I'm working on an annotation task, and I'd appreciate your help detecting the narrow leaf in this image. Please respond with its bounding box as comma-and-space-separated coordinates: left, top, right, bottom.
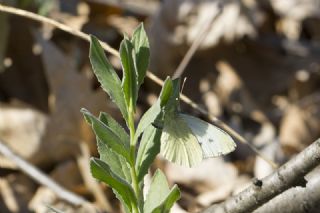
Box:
81, 109, 130, 162
90, 158, 137, 211
120, 38, 137, 110
131, 23, 150, 87
97, 139, 131, 183
159, 77, 173, 108
135, 126, 162, 182
151, 185, 180, 213
163, 78, 181, 114
99, 112, 130, 149
144, 169, 181, 213
134, 100, 161, 143
114, 191, 131, 213
89, 36, 128, 122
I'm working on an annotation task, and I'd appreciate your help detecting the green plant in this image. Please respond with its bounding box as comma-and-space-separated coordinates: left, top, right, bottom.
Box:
81, 24, 180, 213
82, 23, 236, 213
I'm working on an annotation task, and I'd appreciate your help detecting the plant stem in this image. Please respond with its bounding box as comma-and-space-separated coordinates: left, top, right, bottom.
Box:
128, 103, 141, 212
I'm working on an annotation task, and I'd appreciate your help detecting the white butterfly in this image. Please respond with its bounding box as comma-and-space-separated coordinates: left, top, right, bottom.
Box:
160, 113, 236, 167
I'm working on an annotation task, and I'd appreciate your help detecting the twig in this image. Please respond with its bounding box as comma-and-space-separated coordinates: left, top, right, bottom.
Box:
0, 178, 19, 212
86, 0, 157, 16
0, 3, 277, 168
202, 139, 320, 213
0, 4, 118, 57
0, 140, 88, 206
253, 174, 320, 213
172, 4, 222, 78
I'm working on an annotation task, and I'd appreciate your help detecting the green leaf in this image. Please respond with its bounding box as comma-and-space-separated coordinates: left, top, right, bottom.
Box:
134, 100, 161, 143
159, 77, 173, 108
81, 109, 130, 162
151, 185, 180, 213
134, 78, 173, 142
114, 191, 131, 213
99, 112, 129, 149
135, 126, 162, 182
120, 38, 137, 110
97, 139, 131, 183
90, 158, 137, 211
37, 0, 55, 15
163, 78, 181, 114
89, 36, 128, 122
131, 23, 150, 87
144, 169, 181, 213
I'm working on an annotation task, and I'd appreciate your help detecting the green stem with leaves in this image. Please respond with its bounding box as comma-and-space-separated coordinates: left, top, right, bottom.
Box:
85, 24, 181, 213
128, 104, 141, 213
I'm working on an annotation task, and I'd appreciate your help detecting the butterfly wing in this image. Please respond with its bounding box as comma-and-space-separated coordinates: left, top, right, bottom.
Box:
160, 115, 203, 167
181, 114, 236, 158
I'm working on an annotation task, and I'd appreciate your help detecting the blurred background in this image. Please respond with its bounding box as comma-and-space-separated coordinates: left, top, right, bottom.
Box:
0, 0, 320, 212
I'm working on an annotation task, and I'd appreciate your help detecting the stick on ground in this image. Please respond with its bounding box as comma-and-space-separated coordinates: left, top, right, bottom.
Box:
0, 141, 88, 206
202, 139, 320, 213
254, 174, 320, 213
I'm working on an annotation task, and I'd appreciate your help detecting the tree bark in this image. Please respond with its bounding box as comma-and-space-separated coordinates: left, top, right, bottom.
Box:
253, 172, 320, 213
203, 139, 320, 213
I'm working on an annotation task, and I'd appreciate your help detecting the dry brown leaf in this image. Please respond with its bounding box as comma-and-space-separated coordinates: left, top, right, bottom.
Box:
165, 158, 238, 195
271, 0, 320, 40
153, 0, 259, 49
50, 160, 84, 194
0, 103, 47, 168
279, 104, 320, 155
149, 0, 262, 77
0, 174, 37, 213
31, 33, 119, 166
0, 31, 120, 168
271, 0, 320, 20
0, 17, 49, 111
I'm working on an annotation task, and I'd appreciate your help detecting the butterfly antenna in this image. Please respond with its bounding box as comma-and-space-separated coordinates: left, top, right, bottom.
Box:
180, 77, 187, 94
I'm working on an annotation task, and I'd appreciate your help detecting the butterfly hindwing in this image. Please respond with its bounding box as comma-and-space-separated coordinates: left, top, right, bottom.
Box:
180, 114, 236, 158
160, 114, 203, 167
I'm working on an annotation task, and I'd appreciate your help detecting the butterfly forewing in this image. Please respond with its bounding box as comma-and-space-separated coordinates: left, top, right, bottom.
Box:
160, 115, 203, 167
181, 114, 236, 158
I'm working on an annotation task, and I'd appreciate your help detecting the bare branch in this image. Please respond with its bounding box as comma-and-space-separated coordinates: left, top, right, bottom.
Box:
202, 139, 320, 213
0, 4, 118, 57
253, 172, 320, 213
86, 0, 157, 16
0, 3, 277, 168
0, 141, 89, 206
